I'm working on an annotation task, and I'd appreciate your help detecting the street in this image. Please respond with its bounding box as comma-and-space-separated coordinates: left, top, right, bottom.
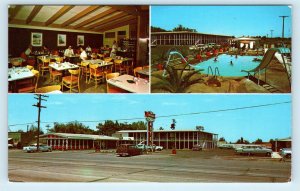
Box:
8, 149, 291, 182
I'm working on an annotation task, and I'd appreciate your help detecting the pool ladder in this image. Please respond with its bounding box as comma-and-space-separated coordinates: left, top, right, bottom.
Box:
207, 66, 220, 78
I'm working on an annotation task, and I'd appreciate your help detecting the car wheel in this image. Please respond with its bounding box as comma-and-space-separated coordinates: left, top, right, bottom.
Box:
48, 149, 52, 152
286, 154, 291, 159
266, 152, 271, 157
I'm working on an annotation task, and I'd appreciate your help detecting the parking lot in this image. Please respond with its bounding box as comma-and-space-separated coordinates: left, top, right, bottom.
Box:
8, 149, 291, 182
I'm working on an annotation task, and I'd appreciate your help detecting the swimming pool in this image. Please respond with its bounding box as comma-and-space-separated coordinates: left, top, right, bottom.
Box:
193, 54, 262, 77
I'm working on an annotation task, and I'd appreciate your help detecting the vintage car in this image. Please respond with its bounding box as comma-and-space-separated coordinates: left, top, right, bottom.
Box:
23, 143, 52, 153
116, 144, 143, 157
192, 144, 203, 151
218, 144, 234, 149
235, 145, 272, 157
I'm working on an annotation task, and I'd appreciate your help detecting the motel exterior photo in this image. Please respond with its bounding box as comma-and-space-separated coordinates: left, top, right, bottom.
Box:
38, 129, 218, 151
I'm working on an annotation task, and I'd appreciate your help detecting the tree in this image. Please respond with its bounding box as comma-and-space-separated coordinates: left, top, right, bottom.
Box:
159, 127, 164, 130
172, 24, 197, 32
196, 126, 204, 131
253, 138, 263, 144
49, 121, 95, 134
219, 137, 226, 142
236, 137, 249, 144
151, 65, 204, 93
151, 26, 168, 32
96, 120, 147, 136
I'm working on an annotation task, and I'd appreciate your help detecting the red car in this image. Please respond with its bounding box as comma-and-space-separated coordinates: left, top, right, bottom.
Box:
116, 144, 143, 157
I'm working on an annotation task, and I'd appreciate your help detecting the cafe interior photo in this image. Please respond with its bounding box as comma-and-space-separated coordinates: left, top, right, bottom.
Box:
8, 5, 149, 93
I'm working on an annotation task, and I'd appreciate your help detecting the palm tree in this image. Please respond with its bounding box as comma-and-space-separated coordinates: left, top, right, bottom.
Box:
152, 65, 204, 93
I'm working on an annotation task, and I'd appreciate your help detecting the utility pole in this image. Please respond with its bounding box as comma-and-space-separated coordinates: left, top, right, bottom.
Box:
279, 16, 289, 38
270, 30, 274, 38
32, 94, 48, 152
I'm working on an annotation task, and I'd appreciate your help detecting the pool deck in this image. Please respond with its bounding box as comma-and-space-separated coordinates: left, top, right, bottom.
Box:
151, 59, 291, 93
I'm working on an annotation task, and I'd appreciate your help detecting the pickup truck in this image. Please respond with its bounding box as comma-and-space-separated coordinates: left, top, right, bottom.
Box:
23, 143, 52, 153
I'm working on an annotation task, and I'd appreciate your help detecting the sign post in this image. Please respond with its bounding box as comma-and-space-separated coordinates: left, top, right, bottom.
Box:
145, 111, 155, 147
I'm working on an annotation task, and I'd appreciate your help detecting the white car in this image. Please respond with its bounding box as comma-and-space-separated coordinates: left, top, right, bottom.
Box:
153, 144, 163, 151
23, 144, 52, 153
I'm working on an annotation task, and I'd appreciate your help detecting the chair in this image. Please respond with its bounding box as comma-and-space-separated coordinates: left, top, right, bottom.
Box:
241, 48, 277, 85
55, 57, 64, 63
80, 61, 90, 83
49, 65, 62, 83
62, 69, 81, 93
39, 58, 50, 76
11, 60, 22, 67
114, 59, 127, 74
105, 72, 126, 93
35, 85, 61, 93
17, 70, 39, 93
89, 64, 104, 87
97, 54, 104, 59
133, 67, 143, 77
26, 65, 34, 70
104, 57, 112, 62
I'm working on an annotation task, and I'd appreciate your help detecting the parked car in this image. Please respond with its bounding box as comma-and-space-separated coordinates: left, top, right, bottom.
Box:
23, 143, 52, 153
153, 144, 163, 151
280, 148, 291, 159
218, 144, 234, 149
116, 144, 143, 157
235, 145, 272, 157
136, 144, 156, 151
192, 144, 202, 151
8, 144, 14, 149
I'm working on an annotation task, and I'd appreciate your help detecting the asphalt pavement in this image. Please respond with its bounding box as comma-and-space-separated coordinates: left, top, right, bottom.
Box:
8, 149, 291, 182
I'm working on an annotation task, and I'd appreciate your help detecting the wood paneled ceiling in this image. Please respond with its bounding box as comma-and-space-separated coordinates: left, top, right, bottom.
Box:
8, 5, 149, 33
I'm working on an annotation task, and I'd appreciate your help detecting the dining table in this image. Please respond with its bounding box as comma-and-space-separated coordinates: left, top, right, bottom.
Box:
49, 62, 79, 71
8, 67, 34, 82
136, 68, 150, 76
107, 74, 150, 93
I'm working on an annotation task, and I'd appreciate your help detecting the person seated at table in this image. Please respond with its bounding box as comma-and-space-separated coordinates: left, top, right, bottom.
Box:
86, 45, 92, 53
79, 46, 87, 61
25, 45, 32, 56
41, 45, 50, 54
64, 46, 74, 57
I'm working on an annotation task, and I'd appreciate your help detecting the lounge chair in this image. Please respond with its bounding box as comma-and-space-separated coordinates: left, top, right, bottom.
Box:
274, 47, 291, 85
241, 48, 277, 86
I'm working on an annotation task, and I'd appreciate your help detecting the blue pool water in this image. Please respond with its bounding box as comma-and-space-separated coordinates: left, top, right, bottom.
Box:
193, 54, 262, 77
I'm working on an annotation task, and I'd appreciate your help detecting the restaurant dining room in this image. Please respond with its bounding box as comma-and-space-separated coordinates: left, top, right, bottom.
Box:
8, 5, 150, 93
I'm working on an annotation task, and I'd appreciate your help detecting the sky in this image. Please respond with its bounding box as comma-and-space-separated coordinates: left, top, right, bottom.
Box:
8, 94, 291, 143
151, 6, 292, 38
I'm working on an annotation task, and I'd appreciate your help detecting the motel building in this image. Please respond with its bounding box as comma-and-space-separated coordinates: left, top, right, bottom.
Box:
115, 130, 218, 150
39, 129, 218, 150
151, 31, 233, 46
39, 133, 120, 150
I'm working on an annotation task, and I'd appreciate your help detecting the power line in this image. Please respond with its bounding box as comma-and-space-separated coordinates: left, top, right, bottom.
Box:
8, 101, 291, 127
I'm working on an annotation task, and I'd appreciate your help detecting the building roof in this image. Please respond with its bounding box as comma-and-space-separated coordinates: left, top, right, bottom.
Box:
151, 31, 233, 37
116, 129, 217, 135
233, 37, 260, 41
276, 137, 291, 142
40, 133, 119, 141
